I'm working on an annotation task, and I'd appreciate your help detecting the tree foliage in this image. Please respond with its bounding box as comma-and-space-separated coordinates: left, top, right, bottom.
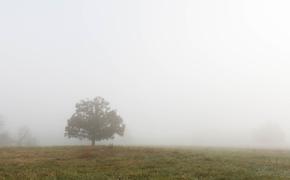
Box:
65, 97, 125, 145
0, 117, 12, 146
17, 126, 37, 146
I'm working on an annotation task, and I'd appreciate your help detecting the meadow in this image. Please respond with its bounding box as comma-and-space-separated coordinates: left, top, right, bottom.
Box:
0, 145, 290, 179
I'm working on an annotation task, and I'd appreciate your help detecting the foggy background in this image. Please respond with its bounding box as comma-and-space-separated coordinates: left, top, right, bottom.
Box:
1, 0, 290, 148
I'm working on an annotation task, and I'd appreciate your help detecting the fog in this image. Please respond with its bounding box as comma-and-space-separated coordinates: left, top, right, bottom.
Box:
1, 0, 290, 148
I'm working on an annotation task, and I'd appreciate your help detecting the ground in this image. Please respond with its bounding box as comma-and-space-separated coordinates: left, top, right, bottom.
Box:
0, 145, 290, 179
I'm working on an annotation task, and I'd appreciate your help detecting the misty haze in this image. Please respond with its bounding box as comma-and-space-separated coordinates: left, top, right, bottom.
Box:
1, 0, 290, 179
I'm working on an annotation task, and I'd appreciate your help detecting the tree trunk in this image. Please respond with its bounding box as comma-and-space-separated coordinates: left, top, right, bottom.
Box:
91, 139, 95, 146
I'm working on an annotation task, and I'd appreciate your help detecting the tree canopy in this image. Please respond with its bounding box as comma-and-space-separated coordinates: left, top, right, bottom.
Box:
0, 117, 12, 146
65, 97, 125, 145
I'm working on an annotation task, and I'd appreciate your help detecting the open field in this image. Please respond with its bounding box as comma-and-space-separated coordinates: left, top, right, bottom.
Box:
0, 146, 290, 179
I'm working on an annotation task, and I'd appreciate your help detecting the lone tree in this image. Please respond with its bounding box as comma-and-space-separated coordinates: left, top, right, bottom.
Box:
65, 97, 125, 146
0, 117, 13, 146
17, 126, 37, 146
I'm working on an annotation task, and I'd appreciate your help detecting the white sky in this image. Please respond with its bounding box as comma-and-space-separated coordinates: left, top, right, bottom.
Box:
1, 0, 290, 146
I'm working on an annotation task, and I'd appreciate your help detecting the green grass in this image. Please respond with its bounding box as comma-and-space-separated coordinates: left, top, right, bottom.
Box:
0, 145, 290, 179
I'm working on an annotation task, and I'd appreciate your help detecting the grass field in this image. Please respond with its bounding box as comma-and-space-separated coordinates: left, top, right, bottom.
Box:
0, 146, 290, 179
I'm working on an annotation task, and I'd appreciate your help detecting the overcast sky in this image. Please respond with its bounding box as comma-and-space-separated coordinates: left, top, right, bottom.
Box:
1, 0, 290, 147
